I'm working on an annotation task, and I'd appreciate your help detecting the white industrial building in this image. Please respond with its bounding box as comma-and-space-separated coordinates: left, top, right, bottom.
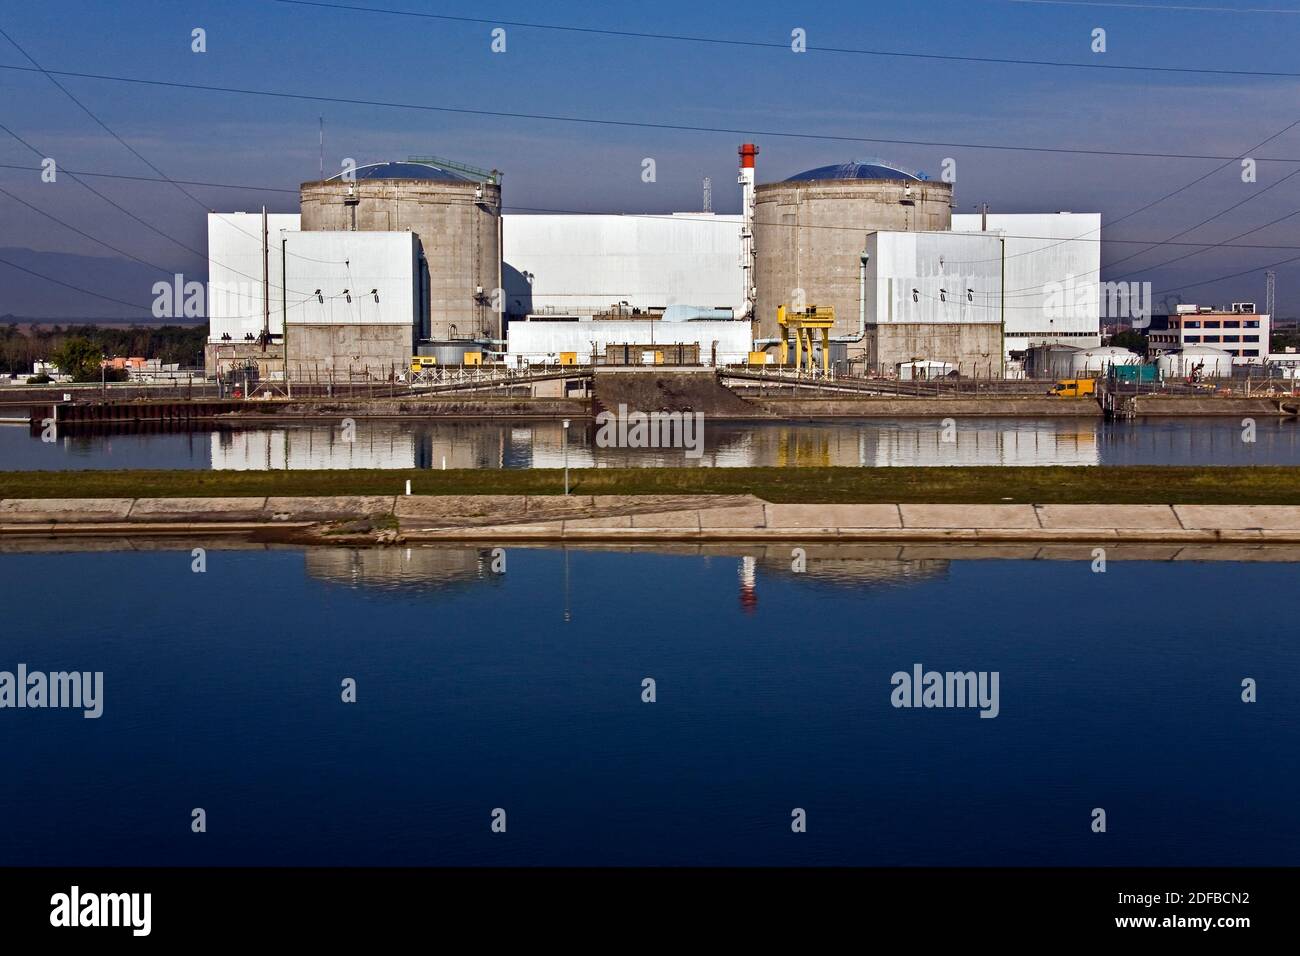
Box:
863, 230, 1004, 374
501, 213, 745, 317
282, 230, 421, 378
206, 212, 301, 346
506, 318, 752, 368
953, 213, 1103, 366
207, 213, 422, 377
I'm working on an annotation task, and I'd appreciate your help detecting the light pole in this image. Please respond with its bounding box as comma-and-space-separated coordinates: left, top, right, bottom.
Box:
559, 416, 569, 496
100, 354, 106, 400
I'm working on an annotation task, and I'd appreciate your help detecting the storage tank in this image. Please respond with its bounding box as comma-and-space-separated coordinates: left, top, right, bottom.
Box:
754, 161, 953, 344
300, 160, 502, 341
1156, 346, 1234, 379
416, 341, 482, 365
1070, 346, 1139, 375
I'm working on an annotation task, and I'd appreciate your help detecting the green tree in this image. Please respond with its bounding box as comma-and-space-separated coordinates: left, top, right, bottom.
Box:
1107, 329, 1148, 356
50, 337, 104, 382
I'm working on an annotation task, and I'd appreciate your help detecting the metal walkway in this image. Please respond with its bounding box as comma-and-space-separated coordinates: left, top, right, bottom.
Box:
719, 367, 940, 396
407, 366, 592, 394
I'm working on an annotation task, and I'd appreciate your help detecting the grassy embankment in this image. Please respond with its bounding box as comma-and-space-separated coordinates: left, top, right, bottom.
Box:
2, 466, 1300, 504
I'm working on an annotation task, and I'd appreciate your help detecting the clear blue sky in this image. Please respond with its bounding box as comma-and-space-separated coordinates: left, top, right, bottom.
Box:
2, 0, 1299, 317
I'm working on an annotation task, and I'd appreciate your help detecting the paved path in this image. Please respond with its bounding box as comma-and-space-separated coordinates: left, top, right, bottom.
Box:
4, 495, 1300, 542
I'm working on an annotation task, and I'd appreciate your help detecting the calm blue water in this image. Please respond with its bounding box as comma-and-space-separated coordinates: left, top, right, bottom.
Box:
2, 416, 1299, 469
0, 545, 1295, 866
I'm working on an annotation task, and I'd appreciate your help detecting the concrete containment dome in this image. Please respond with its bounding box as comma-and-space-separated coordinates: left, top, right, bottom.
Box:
301, 163, 502, 341
781, 160, 927, 183
327, 161, 475, 183
753, 164, 953, 347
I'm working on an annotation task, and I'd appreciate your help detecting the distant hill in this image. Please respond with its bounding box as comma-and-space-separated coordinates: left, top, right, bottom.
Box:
0, 247, 205, 321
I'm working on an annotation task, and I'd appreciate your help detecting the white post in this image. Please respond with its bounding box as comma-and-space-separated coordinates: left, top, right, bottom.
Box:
562, 418, 570, 495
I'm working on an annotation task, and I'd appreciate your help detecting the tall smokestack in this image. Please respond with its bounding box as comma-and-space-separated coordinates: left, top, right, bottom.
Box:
738, 144, 759, 321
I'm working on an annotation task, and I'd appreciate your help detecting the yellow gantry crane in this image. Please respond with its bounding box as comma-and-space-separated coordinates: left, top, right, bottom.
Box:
777, 305, 835, 373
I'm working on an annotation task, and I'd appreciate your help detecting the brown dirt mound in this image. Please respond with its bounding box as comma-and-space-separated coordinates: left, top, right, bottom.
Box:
593, 370, 763, 418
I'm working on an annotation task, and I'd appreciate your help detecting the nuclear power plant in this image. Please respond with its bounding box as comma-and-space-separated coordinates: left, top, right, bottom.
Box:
204, 145, 1104, 380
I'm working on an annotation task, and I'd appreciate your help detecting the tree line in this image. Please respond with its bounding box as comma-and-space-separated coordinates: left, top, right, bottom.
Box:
0, 322, 207, 376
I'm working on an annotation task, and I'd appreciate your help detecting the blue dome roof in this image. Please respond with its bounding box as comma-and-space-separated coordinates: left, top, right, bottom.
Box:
783, 161, 927, 183
327, 161, 473, 183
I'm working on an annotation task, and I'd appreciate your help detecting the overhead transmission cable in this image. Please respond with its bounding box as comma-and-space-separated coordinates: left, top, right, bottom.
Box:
0, 25, 346, 267
1, 62, 1298, 164
265, 0, 1300, 78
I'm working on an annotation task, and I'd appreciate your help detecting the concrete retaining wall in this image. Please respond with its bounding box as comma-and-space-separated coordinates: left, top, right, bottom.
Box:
746, 396, 1102, 418
5, 495, 1300, 544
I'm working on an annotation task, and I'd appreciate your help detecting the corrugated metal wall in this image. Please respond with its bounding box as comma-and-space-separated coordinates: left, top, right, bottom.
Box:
503, 214, 744, 317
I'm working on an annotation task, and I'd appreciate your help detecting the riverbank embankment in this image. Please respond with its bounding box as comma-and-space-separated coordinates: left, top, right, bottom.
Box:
4, 493, 1300, 545
10, 391, 1297, 426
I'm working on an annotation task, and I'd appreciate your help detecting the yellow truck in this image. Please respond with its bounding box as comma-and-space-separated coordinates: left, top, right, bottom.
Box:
1048, 378, 1097, 398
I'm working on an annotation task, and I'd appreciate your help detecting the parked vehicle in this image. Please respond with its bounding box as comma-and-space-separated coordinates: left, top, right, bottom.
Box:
1047, 378, 1097, 398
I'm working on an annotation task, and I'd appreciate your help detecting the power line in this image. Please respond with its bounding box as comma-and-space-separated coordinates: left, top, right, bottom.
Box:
1153, 249, 1300, 296
997, 0, 1300, 13
6, 152, 1300, 262
0, 122, 301, 298
0, 25, 211, 213
0, 161, 298, 193
997, 157, 1300, 294
0, 183, 312, 310
266, 0, 1300, 77
0, 147, 311, 303
0, 183, 176, 276
992, 114, 1300, 287
0, 25, 347, 267
0, 119, 209, 263
1099, 160, 1300, 275
1107, 166, 1300, 276
2, 61, 1299, 163
0, 253, 153, 312
1113, 201, 1300, 281
7, 153, 1300, 253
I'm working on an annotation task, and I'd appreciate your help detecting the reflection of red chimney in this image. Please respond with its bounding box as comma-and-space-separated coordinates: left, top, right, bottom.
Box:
738, 555, 758, 613
738, 143, 759, 169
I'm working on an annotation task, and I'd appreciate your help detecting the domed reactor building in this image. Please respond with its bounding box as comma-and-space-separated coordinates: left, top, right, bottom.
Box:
300, 159, 503, 345
753, 160, 1000, 374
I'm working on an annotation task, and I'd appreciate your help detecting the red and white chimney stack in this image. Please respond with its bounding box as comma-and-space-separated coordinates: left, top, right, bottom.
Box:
738, 144, 759, 320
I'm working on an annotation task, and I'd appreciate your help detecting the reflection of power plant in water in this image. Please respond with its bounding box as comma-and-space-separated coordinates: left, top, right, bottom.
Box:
306, 544, 953, 603
745, 547, 951, 593
304, 547, 500, 593
537, 421, 1101, 469
862, 423, 1099, 467
211, 423, 512, 470
212, 427, 418, 470
414, 423, 507, 470
207, 419, 1102, 470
